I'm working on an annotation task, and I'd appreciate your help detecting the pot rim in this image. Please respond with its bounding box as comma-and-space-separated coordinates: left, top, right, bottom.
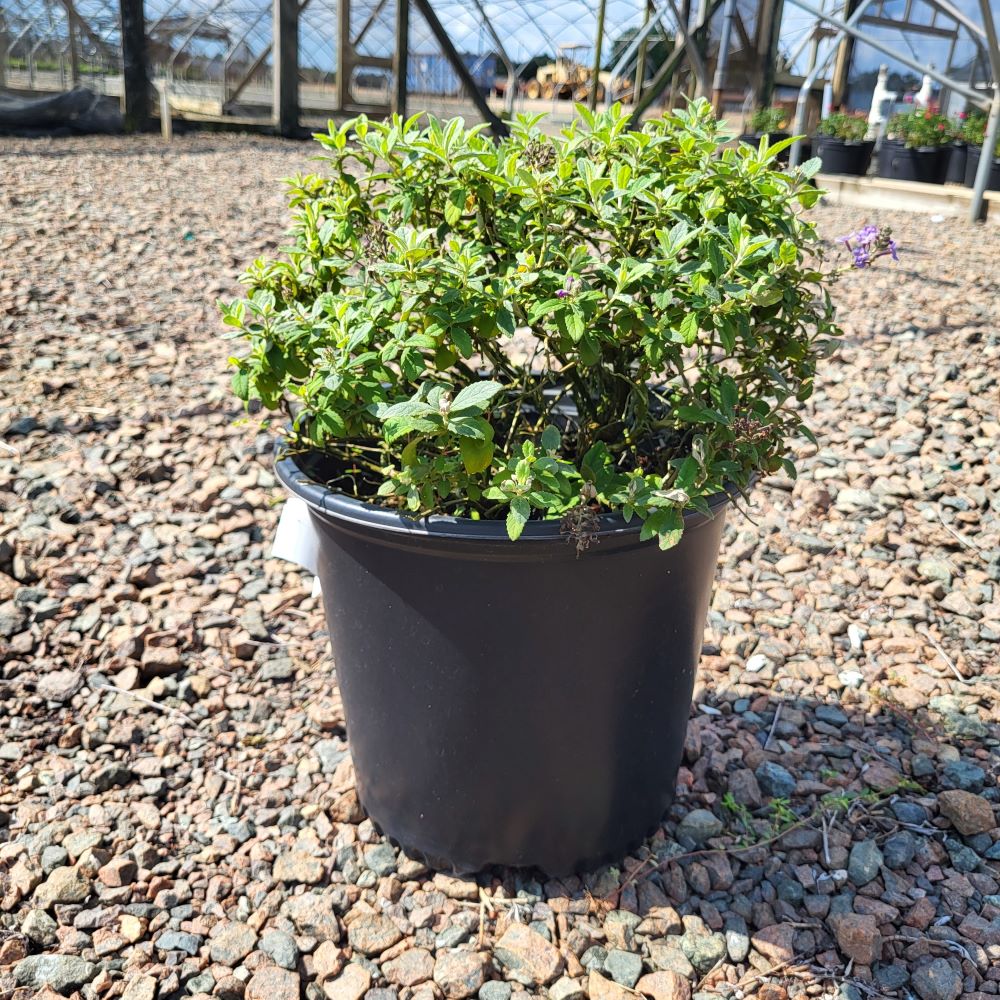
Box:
275, 445, 739, 542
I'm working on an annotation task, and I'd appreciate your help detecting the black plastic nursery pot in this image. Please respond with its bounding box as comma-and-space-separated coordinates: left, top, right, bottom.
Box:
814, 137, 874, 176
876, 139, 950, 184
945, 142, 967, 185
964, 144, 1000, 191
277, 448, 732, 875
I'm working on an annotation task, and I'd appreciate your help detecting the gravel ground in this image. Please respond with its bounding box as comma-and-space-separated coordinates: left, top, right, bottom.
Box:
1, 133, 999, 1000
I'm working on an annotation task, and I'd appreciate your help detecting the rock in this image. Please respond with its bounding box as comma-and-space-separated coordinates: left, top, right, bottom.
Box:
21, 908, 57, 946
121, 975, 157, 1000
602, 949, 643, 988
675, 809, 723, 846
384, 949, 434, 987
210, 921, 258, 965
588, 971, 633, 1000
724, 915, 750, 963
99, 856, 138, 886
727, 769, 762, 808
92, 762, 132, 791
274, 848, 326, 884
347, 913, 402, 956
36, 668, 82, 702
874, 964, 909, 990
157, 930, 202, 955
940, 760, 986, 793
815, 704, 848, 726
324, 963, 372, 1000
751, 923, 796, 964
494, 923, 565, 986
433, 951, 488, 999
937, 790, 995, 835
831, 914, 881, 965
679, 932, 726, 974
755, 761, 796, 799
33, 866, 92, 907
14, 955, 98, 991
911, 959, 962, 1000
647, 940, 694, 979
260, 929, 300, 969
246, 966, 301, 1000
282, 893, 342, 942
363, 844, 397, 877
479, 982, 512, 1000
883, 831, 917, 869
848, 840, 883, 886
636, 971, 692, 1000
550, 978, 586, 1000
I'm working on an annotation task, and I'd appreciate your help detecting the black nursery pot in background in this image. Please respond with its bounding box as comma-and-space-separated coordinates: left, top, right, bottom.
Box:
945, 142, 967, 184
277, 450, 731, 875
814, 137, 874, 176
739, 130, 791, 163
964, 144, 1000, 191
876, 139, 950, 184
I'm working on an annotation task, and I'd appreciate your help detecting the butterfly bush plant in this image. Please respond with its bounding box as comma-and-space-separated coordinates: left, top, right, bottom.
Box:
223, 100, 851, 549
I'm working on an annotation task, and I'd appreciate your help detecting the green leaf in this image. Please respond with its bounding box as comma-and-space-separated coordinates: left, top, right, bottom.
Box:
540, 425, 561, 453
444, 187, 467, 225
460, 437, 494, 474
506, 497, 530, 541
451, 328, 474, 358
451, 380, 504, 413
679, 313, 699, 346
231, 369, 250, 400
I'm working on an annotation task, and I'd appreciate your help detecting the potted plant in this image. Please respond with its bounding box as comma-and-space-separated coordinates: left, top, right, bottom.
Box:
961, 112, 1000, 191
813, 111, 874, 176
944, 112, 969, 185
877, 108, 953, 183
739, 105, 794, 162
222, 101, 853, 875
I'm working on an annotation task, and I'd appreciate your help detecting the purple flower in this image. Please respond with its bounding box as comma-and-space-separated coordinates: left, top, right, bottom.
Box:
556, 276, 578, 299
837, 224, 898, 268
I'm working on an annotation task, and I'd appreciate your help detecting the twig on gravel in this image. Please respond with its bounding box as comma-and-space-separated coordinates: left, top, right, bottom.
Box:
916, 626, 970, 684
764, 703, 782, 750
98, 683, 199, 727
821, 811, 832, 866
735, 956, 799, 988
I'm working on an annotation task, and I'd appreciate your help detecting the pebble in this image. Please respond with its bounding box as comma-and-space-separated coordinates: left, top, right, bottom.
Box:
754, 760, 796, 799
911, 958, 963, 1000
260, 929, 300, 969
937, 789, 995, 835
675, 809, 723, 845
847, 840, 883, 886
494, 924, 565, 986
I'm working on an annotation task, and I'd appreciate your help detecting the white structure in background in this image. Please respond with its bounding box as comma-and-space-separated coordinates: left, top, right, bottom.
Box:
914, 72, 934, 107
867, 64, 897, 138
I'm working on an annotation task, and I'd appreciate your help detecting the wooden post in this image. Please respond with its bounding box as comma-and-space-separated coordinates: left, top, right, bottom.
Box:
63, 0, 81, 86
273, 0, 299, 136
392, 0, 408, 116
336, 0, 350, 110
160, 83, 172, 139
119, 0, 150, 132
588, 0, 607, 111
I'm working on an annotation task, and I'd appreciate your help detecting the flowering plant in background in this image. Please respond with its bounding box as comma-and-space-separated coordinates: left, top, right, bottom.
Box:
749, 106, 788, 134
960, 111, 1000, 155
837, 225, 898, 268
887, 109, 953, 148
815, 112, 869, 143
223, 100, 872, 547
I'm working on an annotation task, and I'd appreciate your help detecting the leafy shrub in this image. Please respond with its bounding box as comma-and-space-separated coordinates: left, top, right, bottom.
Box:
749, 106, 788, 135
223, 100, 841, 547
815, 112, 869, 143
959, 111, 999, 155
887, 109, 952, 148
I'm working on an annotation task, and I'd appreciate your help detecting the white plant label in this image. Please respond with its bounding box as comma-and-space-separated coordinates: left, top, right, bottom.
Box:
271, 496, 323, 595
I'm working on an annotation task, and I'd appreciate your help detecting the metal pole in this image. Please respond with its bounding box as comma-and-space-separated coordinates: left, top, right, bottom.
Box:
392, 0, 408, 116
710, 0, 737, 112
468, 0, 516, 117
969, 0, 1000, 222
634, 0, 652, 104
160, 81, 172, 138
589, 0, 608, 111
788, 0, 877, 166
